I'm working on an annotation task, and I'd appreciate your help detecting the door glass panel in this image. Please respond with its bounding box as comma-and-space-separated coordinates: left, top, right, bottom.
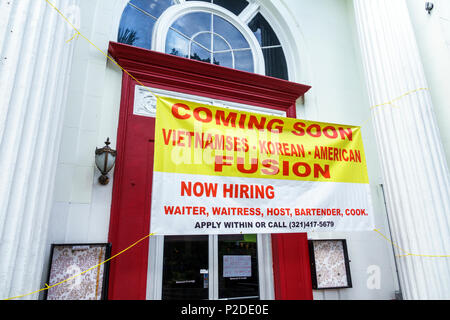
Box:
162, 235, 209, 300
218, 234, 259, 299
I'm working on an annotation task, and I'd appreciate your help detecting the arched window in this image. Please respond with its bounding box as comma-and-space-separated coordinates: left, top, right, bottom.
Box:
118, 0, 288, 80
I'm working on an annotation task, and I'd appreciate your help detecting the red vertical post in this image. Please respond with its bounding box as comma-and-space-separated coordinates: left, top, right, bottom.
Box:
271, 233, 313, 300
107, 74, 155, 300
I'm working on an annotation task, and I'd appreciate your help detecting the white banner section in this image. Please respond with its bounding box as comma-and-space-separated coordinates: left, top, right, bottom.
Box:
150, 172, 374, 235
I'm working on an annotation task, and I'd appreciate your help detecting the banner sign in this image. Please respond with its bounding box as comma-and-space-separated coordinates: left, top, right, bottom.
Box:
150, 96, 374, 235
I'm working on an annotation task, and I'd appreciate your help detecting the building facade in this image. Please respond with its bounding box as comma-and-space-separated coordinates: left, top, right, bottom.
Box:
0, 0, 449, 300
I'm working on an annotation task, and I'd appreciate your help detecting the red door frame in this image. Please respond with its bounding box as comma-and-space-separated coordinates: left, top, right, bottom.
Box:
107, 41, 313, 300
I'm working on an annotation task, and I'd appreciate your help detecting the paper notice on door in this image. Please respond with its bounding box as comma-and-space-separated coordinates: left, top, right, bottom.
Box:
223, 255, 251, 277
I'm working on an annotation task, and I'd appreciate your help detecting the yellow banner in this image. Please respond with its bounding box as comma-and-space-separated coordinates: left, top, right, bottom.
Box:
154, 96, 369, 184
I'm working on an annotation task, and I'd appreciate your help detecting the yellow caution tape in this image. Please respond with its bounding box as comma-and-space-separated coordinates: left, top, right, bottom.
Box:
373, 229, 450, 258
370, 88, 429, 110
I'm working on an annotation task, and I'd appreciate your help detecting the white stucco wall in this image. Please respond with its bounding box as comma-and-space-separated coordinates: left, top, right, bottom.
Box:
41, 0, 125, 293
44, 0, 400, 300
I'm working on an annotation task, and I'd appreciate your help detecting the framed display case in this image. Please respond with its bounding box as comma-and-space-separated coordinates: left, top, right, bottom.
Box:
44, 243, 111, 300
308, 239, 352, 290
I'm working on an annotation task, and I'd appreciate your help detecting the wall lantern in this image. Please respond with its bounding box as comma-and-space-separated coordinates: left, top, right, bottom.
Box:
95, 138, 117, 185
425, 2, 434, 14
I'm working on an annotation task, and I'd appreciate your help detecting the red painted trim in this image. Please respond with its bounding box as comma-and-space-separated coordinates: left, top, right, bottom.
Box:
107, 42, 313, 300
271, 233, 314, 300
108, 42, 310, 111
108, 73, 155, 300
107, 74, 130, 299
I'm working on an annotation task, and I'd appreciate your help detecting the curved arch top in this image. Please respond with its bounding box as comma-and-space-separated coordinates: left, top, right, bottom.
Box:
152, 1, 266, 75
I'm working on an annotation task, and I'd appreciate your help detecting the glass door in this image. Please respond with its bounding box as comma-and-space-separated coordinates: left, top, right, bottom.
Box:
217, 235, 260, 300
155, 235, 261, 300
161, 236, 209, 300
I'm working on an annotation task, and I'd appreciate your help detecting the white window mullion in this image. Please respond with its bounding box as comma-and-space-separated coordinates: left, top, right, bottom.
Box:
188, 39, 192, 58
231, 50, 236, 69
210, 13, 214, 63
261, 44, 282, 50
257, 234, 275, 300
239, 1, 260, 24
146, 235, 164, 300
128, 2, 158, 20
209, 234, 219, 300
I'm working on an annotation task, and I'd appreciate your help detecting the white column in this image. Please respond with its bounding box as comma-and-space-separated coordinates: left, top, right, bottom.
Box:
353, 0, 450, 299
0, 0, 79, 299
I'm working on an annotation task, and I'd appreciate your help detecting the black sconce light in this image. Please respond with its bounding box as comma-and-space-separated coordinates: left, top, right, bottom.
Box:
95, 138, 117, 185
425, 2, 434, 14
